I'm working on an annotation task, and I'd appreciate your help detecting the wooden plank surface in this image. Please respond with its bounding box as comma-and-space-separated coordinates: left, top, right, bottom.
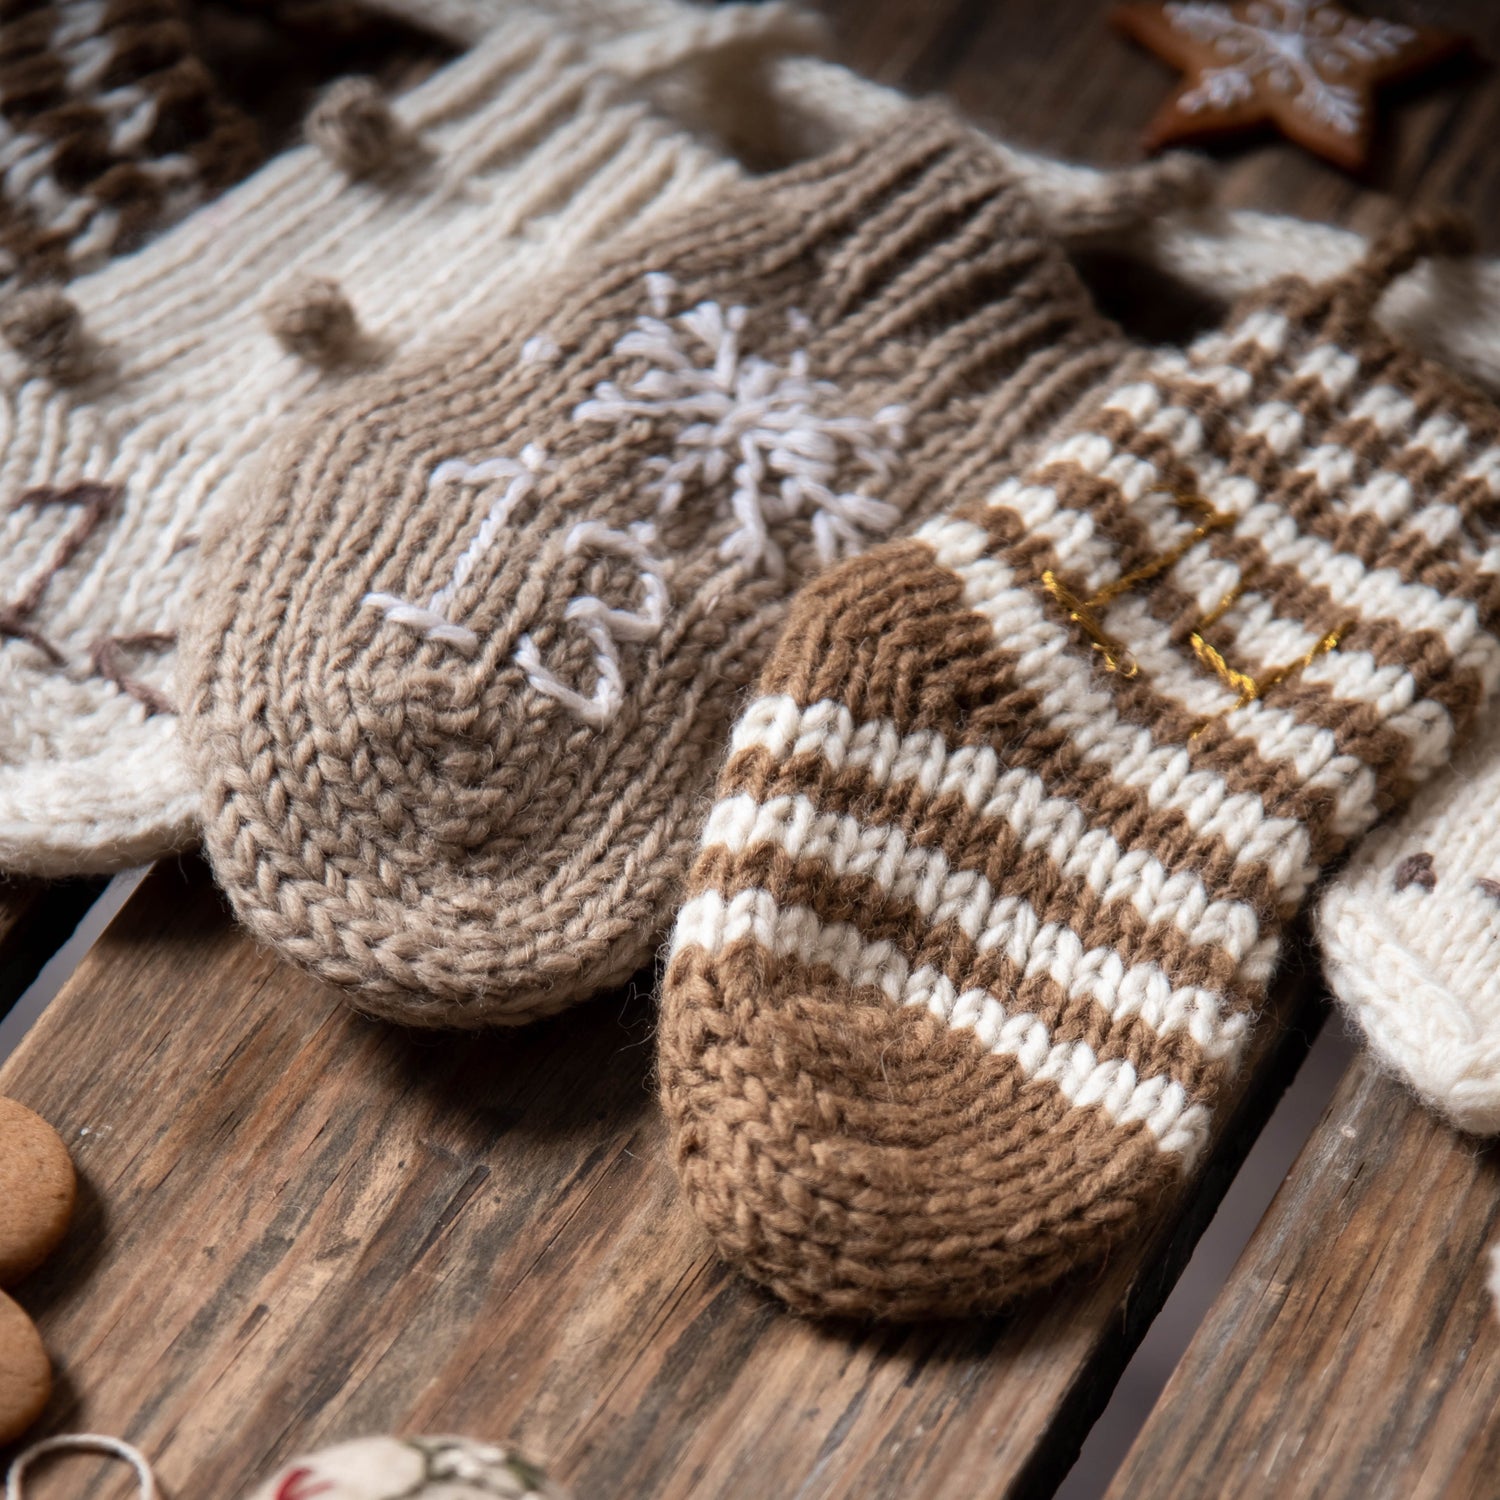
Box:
1107, 1050, 1500, 1499
0, 861, 1316, 1500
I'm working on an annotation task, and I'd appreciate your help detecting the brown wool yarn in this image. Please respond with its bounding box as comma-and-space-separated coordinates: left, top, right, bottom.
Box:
0, 0, 261, 291
184, 107, 1142, 1025
659, 215, 1500, 1321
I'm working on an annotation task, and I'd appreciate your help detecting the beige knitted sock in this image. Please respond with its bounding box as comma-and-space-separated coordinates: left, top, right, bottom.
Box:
0, 4, 783, 875
184, 108, 1135, 1025
0, 0, 261, 293
659, 218, 1500, 1320
1317, 703, 1500, 1134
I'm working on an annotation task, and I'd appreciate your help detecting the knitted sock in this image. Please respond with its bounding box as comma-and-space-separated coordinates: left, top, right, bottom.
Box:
1317, 704, 1500, 1134
0, 1, 260, 289
0, 5, 777, 876
184, 109, 1133, 1025
660, 216, 1500, 1320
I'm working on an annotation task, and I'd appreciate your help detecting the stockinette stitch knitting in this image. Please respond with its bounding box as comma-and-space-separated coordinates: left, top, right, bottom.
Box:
0, 0, 260, 293
659, 216, 1500, 1321
0, 4, 770, 876
1317, 701, 1500, 1135
184, 108, 1132, 1025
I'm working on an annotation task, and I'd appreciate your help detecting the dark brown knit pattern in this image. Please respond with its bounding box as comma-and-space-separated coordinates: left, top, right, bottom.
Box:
660, 217, 1500, 1321
0, 0, 260, 289
184, 109, 1130, 1025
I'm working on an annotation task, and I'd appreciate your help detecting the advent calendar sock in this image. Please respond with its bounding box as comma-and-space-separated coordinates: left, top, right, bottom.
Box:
185, 108, 1130, 1026
0, 4, 775, 875
659, 217, 1500, 1321
1318, 703, 1500, 1134
0, 0, 260, 291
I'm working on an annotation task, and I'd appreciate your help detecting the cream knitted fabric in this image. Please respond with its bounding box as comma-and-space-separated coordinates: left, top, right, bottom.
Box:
185, 110, 1133, 1025
660, 220, 1500, 1320
1318, 703, 1500, 1135
0, 5, 776, 876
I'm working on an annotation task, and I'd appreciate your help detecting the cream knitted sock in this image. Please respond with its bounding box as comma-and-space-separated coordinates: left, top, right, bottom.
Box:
184, 109, 1134, 1025
0, 4, 780, 876
659, 218, 1500, 1320
1318, 704, 1500, 1135
0, 0, 261, 294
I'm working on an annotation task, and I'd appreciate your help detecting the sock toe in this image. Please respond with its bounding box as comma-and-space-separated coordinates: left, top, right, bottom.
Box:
662, 939, 1179, 1319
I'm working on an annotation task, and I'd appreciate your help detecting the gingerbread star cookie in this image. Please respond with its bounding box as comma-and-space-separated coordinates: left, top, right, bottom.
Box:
0, 1098, 76, 1444
1112, 1, 1467, 171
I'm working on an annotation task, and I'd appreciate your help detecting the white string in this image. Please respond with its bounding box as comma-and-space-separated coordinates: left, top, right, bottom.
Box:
5, 1435, 158, 1500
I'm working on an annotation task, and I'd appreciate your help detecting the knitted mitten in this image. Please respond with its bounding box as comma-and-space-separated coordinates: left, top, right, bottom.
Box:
0, 1, 260, 290
185, 109, 1134, 1026
1317, 704, 1500, 1134
245, 1437, 568, 1500
0, 7, 767, 876
660, 217, 1500, 1320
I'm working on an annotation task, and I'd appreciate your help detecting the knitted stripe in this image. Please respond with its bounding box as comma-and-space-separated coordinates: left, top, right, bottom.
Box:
184, 109, 1131, 1024
0, 6, 752, 875
0, 0, 259, 287
1317, 698, 1500, 1135
660, 220, 1500, 1320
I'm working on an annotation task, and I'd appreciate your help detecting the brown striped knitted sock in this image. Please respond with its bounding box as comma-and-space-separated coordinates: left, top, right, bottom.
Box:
660, 216, 1500, 1321
186, 107, 1134, 1025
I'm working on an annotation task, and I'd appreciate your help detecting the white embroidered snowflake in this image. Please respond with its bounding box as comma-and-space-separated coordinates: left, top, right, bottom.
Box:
1166, 0, 1416, 137
574, 273, 908, 582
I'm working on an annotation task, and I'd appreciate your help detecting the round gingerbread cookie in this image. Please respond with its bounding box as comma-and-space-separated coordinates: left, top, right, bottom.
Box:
0, 1288, 51, 1445
0, 1098, 76, 1284
245, 1436, 569, 1500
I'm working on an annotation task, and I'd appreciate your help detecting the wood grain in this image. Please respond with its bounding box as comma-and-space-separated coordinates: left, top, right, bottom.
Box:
1107, 1049, 1500, 1499
0, 861, 1317, 1499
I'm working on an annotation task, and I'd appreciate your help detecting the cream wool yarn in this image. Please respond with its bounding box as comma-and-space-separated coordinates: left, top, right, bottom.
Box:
1317, 703, 1500, 1135
244, 1437, 568, 1500
184, 109, 1137, 1024
0, 3, 799, 876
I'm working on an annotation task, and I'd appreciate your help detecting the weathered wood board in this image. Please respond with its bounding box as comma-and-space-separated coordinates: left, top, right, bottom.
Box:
1108, 1050, 1500, 1499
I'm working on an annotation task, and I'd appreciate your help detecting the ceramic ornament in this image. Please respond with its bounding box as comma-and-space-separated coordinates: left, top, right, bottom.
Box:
247, 1437, 569, 1500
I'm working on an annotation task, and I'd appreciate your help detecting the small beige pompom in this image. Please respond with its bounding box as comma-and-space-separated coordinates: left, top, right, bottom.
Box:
265, 276, 365, 366
307, 77, 426, 179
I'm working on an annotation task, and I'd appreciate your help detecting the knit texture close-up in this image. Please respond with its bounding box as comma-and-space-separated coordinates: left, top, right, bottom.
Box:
1318, 699, 1500, 1136
660, 217, 1500, 1320
185, 107, 1131, 1026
